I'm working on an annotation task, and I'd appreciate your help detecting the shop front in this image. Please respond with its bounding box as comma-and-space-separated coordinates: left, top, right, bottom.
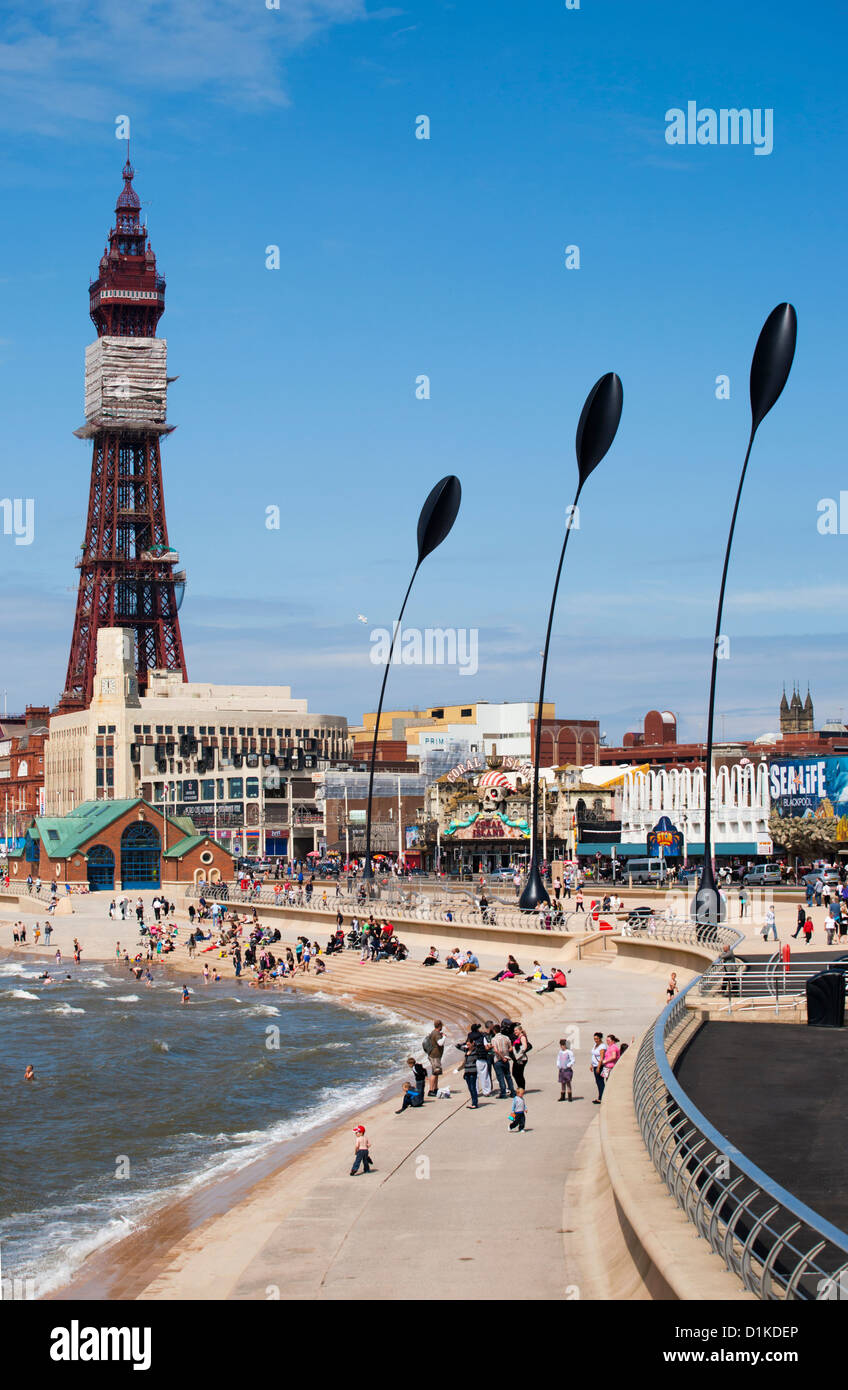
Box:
443, 809, 530, 874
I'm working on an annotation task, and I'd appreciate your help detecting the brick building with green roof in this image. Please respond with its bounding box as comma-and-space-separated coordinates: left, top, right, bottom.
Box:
8, 798, 234, 892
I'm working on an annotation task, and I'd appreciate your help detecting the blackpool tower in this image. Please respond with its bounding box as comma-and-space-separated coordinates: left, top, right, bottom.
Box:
59, 156, 187, 710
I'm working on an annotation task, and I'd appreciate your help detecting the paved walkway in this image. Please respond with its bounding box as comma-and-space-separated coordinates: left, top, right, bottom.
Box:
125, 959, 667, 1301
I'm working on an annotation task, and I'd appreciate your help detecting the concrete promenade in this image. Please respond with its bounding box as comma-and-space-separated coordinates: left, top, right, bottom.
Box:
122, 958, 668, 1301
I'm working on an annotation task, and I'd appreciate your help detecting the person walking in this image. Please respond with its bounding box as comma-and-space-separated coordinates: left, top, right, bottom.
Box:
802, 915, 814, 945
349, 1125, 373, 1174
574, 887, 584, 913
792, 905, 806, 939
509, 1089, 527, 1132
556, 1039, 574, 1101
44, 923, 52, 945
763, 905, 778, 942
591, 1032, 606, 1104
666, 971, 678, 1002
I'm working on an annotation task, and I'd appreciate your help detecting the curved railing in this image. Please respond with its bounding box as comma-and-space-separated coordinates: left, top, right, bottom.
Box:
633, 937, 848, 1299
183, 881, 605, 934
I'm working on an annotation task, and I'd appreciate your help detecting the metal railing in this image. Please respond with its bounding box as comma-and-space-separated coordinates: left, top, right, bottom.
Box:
698, 953, 848, 1009
633, 938, 848, 1298
183, 881, 607, 935
616, 914, 739, 949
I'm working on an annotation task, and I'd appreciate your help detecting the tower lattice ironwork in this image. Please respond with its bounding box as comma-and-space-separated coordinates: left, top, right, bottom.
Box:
59, 156, 187, 710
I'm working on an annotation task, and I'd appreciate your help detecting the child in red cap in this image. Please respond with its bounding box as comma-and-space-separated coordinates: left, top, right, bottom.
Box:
350, 1125, 373, 1175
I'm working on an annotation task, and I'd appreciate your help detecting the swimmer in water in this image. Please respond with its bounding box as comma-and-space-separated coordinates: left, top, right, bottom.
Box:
181, 985, 191, 1004
24, 1065, 35, 1082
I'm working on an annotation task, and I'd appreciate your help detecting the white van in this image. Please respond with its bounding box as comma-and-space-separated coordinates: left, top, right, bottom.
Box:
627, 857, 669, 886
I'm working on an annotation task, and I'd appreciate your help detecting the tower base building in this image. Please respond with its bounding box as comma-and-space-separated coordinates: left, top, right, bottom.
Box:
47, 629, 350, 861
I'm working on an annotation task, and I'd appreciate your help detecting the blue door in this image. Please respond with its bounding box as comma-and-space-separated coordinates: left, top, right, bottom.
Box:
87, 843, 115, 891
120, 822, 161, 889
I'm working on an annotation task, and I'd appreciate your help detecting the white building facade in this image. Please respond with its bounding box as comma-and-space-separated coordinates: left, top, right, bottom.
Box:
619, 761, 773, 860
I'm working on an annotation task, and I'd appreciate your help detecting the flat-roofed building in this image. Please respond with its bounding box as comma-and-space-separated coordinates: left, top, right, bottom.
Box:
45, 628, 350, 861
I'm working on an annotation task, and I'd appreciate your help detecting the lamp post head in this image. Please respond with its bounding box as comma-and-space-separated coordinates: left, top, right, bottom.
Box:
416, 475, 461, 566
749, 302, 797, 434
518, 857, 549, 912
575, 372, 624, 485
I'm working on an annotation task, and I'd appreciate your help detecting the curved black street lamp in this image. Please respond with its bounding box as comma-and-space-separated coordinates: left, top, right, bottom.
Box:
519, 374, 624, 911
362, 475, 462, 885
695, 303, 797, 933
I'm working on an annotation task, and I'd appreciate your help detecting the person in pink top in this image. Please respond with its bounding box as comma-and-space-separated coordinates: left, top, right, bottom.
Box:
602, 1034, 621, 1083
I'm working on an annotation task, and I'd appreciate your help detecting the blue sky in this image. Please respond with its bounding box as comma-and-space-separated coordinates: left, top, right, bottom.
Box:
1, 0, 846, 742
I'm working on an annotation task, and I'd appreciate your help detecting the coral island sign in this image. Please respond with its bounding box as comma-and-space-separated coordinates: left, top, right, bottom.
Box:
445, 756, 531, 784
445, 810, 530, 840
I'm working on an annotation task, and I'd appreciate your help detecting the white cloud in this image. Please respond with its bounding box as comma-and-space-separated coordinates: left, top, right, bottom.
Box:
0, 0, 384, 132
728, 584, 848, 613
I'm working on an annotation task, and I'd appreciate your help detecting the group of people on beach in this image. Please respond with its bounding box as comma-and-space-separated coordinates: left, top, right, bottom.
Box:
352, 1017, 628, 1172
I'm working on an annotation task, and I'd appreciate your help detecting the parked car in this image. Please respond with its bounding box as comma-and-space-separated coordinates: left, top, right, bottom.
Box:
742, 864, 783, 887
802, 869, 841, 888
627, 857, 669, 886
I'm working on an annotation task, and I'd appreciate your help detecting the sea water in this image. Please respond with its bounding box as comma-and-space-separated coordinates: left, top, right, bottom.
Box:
0, 958, 417, 1296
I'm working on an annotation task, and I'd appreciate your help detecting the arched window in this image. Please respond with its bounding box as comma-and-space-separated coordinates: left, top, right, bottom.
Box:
120, 820, 161, 888
87, 843, 115, 891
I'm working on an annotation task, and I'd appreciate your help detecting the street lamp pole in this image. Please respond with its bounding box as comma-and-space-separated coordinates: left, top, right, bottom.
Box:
520, 374, 624, 911
363, 476, 461, 883
695, 304, 797, 933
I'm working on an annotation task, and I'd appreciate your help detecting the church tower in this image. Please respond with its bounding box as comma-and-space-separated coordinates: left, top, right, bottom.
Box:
780, 685, 814, 735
